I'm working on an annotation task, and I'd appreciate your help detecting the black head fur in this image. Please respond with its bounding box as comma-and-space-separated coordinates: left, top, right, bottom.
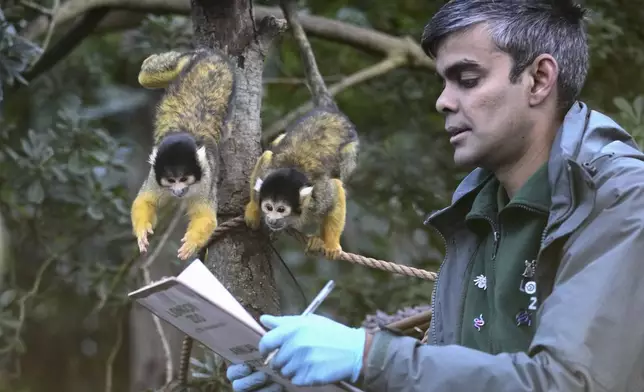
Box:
153, 132, 203, 186
259, 168, 310, 214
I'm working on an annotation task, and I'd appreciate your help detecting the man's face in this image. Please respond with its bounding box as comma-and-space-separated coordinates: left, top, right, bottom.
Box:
434, 24, 536, 169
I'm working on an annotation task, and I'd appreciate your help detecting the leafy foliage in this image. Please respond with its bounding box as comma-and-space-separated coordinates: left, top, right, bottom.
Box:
0, 9, 42, 105
0, 95, 132, 356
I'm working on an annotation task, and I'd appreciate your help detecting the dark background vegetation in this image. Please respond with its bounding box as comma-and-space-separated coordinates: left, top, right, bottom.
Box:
0, 0, 643, 391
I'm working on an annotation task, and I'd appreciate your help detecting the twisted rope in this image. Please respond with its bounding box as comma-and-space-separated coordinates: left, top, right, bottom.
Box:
178, 335, 193, 385
203, 215, 438, 280
179, 214, 437, 386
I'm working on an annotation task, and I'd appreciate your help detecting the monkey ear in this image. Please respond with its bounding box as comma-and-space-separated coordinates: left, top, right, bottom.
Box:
254, 178, 264, 192
196, 146, 208, 168
148, 147, 158, 165
299, 186, 314, 201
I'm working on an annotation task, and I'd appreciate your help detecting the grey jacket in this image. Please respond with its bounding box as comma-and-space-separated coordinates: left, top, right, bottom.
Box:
363, 101, 644, 392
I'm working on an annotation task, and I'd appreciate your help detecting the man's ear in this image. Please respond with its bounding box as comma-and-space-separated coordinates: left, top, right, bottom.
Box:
527, 53, 559, 107
299, 186, 313, 203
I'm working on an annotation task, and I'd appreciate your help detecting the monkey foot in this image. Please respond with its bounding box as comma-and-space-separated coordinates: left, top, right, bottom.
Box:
305, 236, 341, 259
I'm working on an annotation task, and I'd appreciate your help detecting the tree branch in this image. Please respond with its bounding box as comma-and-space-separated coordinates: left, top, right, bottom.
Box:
263, 54, 407, 142
279, 0, 334, 108
22, 6, 110, 83
22, 0, 434, 70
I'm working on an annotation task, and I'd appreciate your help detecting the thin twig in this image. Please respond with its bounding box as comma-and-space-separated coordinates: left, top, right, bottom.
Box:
104, 307, 125, 392
263, 75, 345, 84
140, 203, 186, 385
20, 0, 53, 15
38, 0, 60, 54
279, 0, 335, 109
263, 54, 407, 142
92, 207, 176, 315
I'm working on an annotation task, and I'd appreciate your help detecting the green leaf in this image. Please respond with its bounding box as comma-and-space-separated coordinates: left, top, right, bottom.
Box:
50, 166, 68, 183
90, 150, 109, 163
87, 205, 104, 220
613, 97, 635, 120
0, 290, 16, 307
633, 95, 644, 122
20, 138, 33, 157
26, 180, 44, 204
68, 151, 84, 174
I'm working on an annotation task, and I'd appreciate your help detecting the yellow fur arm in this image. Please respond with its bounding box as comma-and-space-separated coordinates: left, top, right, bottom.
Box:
138, 51, 193, 89
309, 178, 347, 259
131, 191, 160, 253
178, 201, 218, 260
244, 150, 273, 230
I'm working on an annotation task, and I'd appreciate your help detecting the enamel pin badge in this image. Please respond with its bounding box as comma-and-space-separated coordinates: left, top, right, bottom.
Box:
473, 314, 485, 331
473, 274, 487, 290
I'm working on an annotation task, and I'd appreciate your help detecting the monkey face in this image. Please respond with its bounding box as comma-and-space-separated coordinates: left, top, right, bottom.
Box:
160, 173, 197, 198
260, 199, 296, 231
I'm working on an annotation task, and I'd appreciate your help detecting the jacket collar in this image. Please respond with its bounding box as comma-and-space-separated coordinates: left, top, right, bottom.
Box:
424, 101, 639, 235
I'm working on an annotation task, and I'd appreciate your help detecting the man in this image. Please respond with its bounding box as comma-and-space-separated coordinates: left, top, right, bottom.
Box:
227, 0, 644, 391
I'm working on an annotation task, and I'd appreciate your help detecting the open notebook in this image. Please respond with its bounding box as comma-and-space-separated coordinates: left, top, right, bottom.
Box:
128, 259, 364, 392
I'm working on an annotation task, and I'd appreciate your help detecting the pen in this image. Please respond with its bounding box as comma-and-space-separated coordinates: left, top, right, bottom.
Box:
263, 279, 336, 366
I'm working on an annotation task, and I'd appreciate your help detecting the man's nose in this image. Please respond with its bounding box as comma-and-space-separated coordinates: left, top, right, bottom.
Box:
435, 88, 457, 114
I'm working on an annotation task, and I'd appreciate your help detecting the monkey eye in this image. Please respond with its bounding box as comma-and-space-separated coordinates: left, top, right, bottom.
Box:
179, 177, 187, 182
168, 178, 176, 183
266, 204, 273, 211
277, 206, 285, 213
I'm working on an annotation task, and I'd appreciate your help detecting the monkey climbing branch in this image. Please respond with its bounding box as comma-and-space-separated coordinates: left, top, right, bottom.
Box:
202, 215, 438, 281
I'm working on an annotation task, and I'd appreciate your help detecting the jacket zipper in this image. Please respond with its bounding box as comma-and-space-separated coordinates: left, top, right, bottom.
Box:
482, 216, 498, 352
483, 217, 499, 260
425, 214, 449, 345
429, 230, 448, 345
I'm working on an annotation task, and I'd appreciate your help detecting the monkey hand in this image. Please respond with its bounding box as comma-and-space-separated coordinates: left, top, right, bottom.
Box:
136, 225, 154, 254
244, 201, 262, 230
305, 236, 342, 259
178, 235, 199, 260
178, 204, 217, 260
131, 193, 158, 254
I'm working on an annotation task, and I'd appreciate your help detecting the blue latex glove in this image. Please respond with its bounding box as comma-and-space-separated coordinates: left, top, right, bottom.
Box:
258, 314, 366, 386
226, 363, 284, 392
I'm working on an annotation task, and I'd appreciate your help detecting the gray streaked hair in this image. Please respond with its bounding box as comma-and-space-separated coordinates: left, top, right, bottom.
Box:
421, 0, 589, 111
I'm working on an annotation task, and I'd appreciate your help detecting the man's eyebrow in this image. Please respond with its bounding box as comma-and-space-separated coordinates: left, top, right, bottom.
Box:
438, 59, 482, 79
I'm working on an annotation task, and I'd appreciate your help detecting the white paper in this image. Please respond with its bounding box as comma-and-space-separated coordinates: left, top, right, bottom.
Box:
128, 259, 362, 392
175, 259, 264, 335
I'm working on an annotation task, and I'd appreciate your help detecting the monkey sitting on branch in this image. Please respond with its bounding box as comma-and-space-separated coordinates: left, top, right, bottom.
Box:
130, 49, 237, 260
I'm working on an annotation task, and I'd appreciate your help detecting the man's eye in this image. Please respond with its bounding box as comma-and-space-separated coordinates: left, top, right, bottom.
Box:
460, 78, 478, 88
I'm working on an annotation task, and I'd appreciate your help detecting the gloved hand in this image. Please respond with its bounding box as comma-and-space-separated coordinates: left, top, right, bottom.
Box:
226, 363, 284, 392
258, 314, 366, 386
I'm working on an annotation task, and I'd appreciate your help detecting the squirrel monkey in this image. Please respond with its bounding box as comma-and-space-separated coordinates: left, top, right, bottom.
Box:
244, 107, 359, 259
131, 49, 236, 260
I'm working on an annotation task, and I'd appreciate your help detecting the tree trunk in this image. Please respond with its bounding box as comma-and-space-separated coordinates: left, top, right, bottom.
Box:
191, 0, 286, 375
